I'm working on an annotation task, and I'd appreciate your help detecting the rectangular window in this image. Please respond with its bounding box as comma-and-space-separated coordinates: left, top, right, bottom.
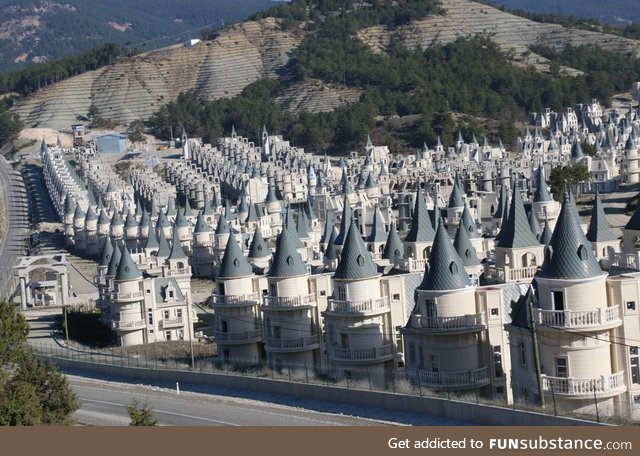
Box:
555, 357, 568, 378
165, 331, 172, 341
631, 357, 639, 385
338, 287, 347, 301
627, 301, 637, 311
393, 293, 400, 301
341, 334, 349, 349
552, 291, 564, 311
176, 309, 182, 318
429, 355, 439, 373
164, 310, 170, 319
270, 283, 277, 296
408, 343, 416, 364
418, 346, 424, 369
491, 307, 499, 316
493, 345, 504, 377
273, 326, 281, 339
320, 290, 326, 297
520, 340, 526, 366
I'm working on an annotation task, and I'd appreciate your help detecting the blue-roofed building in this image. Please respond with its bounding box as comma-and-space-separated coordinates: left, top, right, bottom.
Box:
96, 133, 128, 153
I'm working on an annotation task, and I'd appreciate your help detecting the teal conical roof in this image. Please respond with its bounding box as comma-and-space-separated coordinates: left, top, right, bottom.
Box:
106, 242, 122, 276
168, 227, 187, 260
334, 218, 378, 281
334, 199, 352, 246
324, 228, 338, 262
382, 221, 403, 263
297, 209, 310, 239
533, 166, 552, 203
454, 222, 480, 267
625, 193, 640, 230
496, 184, 539, 248
528, 211, 542, 240
145, 219, 159, 250
321, 211, 336, 244
218, 235, 253, 279
269, 228, 308, 278
405, 191, 435, 243
115, 247, 142, 281
156, 231, 171, 258
99, 237, 114, 267
419, 220, 471, 291
367, 207, 387, 243
586, 191, 617, 242
460, 204, 479, 239
540, 220, 553, 246
85, 205, 98, 222
215, 213, 231, 235
194, 213, 213, 234
248, 228, 270, 259
448, 176, 465, 208
539, 193, 603, 280
174, 207, 189, 228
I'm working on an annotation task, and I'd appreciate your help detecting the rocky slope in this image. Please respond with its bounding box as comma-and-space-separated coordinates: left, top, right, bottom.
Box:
11, 0, 640, 130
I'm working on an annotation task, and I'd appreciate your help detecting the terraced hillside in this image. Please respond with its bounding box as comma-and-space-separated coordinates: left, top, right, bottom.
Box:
12, 18, 302, 130
11, 0, 640, 130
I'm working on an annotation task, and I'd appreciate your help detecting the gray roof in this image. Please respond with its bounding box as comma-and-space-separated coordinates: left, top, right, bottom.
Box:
165, 197, 177, 217
367, 207, 387, 243
625, 193, 640, 230
115, 247, 142, 281
124, 210, 137, 228
304, 199, 316, 220
586, 191, 617, 242
493, 184, 508, 220
73, 204, 85, 220
460, 204, 480, 239
382, 222, 403, 263
297, 209, 310, 239
419, 219, 471, 291
99, 237, 114, 267
404, 191, 435, 243
184, 199, 196, 217
174, 208, 189, 228
145, 220, 159, 250
85, 205, 98, 222
167, 227, 188, 260
453, 222, 480, 267
533, 166, 552, 203
538, 192, 603, 280
540, 220, 553, 245
217, 235, 253, 279
269, 228, 308, 278
106, 242, 122, 276
156, 210, 171, 229
528, 211, 542, 240
215, 213, 231, 235
448, 176, 465, 208
154, 277, 185, 303
245, 203, 259, 223
284, 206, 297, 231
64, 195, 75, 215
156, 230, 171, 258
248, 228, 270, 259
321, 211, 336, 244
496, 185, 539, 248
324, 229, 338, 261
334, 217, 378, 281
194, 213, 213, 234
110, 210, 123, 226
571, 140, 584, 159
334, 199, 352, 246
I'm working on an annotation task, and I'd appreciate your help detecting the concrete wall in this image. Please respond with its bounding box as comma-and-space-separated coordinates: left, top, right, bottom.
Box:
44, 355, 600, 426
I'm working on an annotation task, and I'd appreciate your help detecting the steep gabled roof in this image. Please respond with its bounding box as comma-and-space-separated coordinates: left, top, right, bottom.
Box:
217, 235, 253, 279
269, 228, 307, 278
382, 221, 403, 263
404, 190, 435, 243
496, 184, 539, 248
419, 219, 471, 291
334, 217, 378, 281
248, 228, 270, 259
115, 247, 142, 281
538, 192, 603, 280
586, 191, 617, 242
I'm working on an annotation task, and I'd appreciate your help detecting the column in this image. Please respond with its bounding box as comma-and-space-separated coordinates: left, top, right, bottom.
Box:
60, 272, 69, 307
19, 276, 27, 310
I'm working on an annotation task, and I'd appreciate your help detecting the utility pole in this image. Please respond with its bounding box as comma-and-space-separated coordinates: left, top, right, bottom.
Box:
528, 298, 545, 409
186, 294, 195, 369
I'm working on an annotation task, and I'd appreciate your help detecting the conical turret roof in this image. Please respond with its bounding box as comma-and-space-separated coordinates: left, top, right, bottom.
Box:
218, 235, 253, 279
324, 228, 338, 262
269, 228, 307, 277
167, 227, 187, 260
460, 204, 479, 239
85, 205, 98, 222
625, 193, 640, 230
144, 219, 159, 250
156, 231, 171, 258
334, 218, 378, 281
334, 199, 352, 246
367, 207, 387, 243
540, 220, 553, 246
533, 166, 552, 203
404, 191, 435, 243
448, 176, 465, 208
538, 192, 603, 280
115, 247, 142, 281
496, 184, 539, 248
419, 219, 471, 291
248, 228, 270, 259
528, 211, 542, 240
194, 213, 213, 234
106, 242, 122, 276
586, 191, 617, 242
382, 221, 403, 263
99, 237, 114, 267
215, 212, 231, 235
454, 221, 480, 267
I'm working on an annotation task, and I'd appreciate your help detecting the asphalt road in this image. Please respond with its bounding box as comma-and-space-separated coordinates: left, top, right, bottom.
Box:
0, 155, 29, 298
69, 376, 402, 426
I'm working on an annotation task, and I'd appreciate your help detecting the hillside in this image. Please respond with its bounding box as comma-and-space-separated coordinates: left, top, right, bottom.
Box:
10, 0, 640, 142
0, 0, 275, 73
488, 0, 640, 26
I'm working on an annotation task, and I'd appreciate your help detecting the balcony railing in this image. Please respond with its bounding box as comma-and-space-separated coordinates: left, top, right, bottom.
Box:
410, 313, 485, 332
110, 291, 144, 301
326, 296, 390, 314
160, 317, 184, 328
395, 257, 426, 272
486, 265, 538, 282
328, 344, 394, 363
265, 335, 320, 352
214, 328, 262, 344
610, 252, 639, 269
112, 319, 146, 330
165, 267, 191, 277
542, 372, 626, 398
263, 294, 317, 309
536, 305, 621, 329
211, 292, 260, 306
410, 366, 490, 390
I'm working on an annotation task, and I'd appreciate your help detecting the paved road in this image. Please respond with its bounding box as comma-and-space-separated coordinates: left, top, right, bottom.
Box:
69, 375, 403, 426
0, 155, 29, 299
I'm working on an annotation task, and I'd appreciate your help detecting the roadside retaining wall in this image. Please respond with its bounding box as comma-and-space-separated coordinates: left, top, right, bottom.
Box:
46, 355, 599, 426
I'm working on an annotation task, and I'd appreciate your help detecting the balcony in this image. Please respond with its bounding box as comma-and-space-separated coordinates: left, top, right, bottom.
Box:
327, 344, 394, 364
409, 313, 486, 334
94, 276, 107, 286
410, 367, 490, 390
213, 329, 262, 345
262, 294, 317, 310
265, 335, 320, 353
110, 290, 144, 302
326, 296, 390, 315
542, 372, 626, 399
485, 265, 538, 282
394, 257, 426, 272
211, 292, 260, 307
610, 252, 639, 269
112, 319, 146, 331
536, 305, 621, 331
164, 267, 192, 277
160, 317, 184, 329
